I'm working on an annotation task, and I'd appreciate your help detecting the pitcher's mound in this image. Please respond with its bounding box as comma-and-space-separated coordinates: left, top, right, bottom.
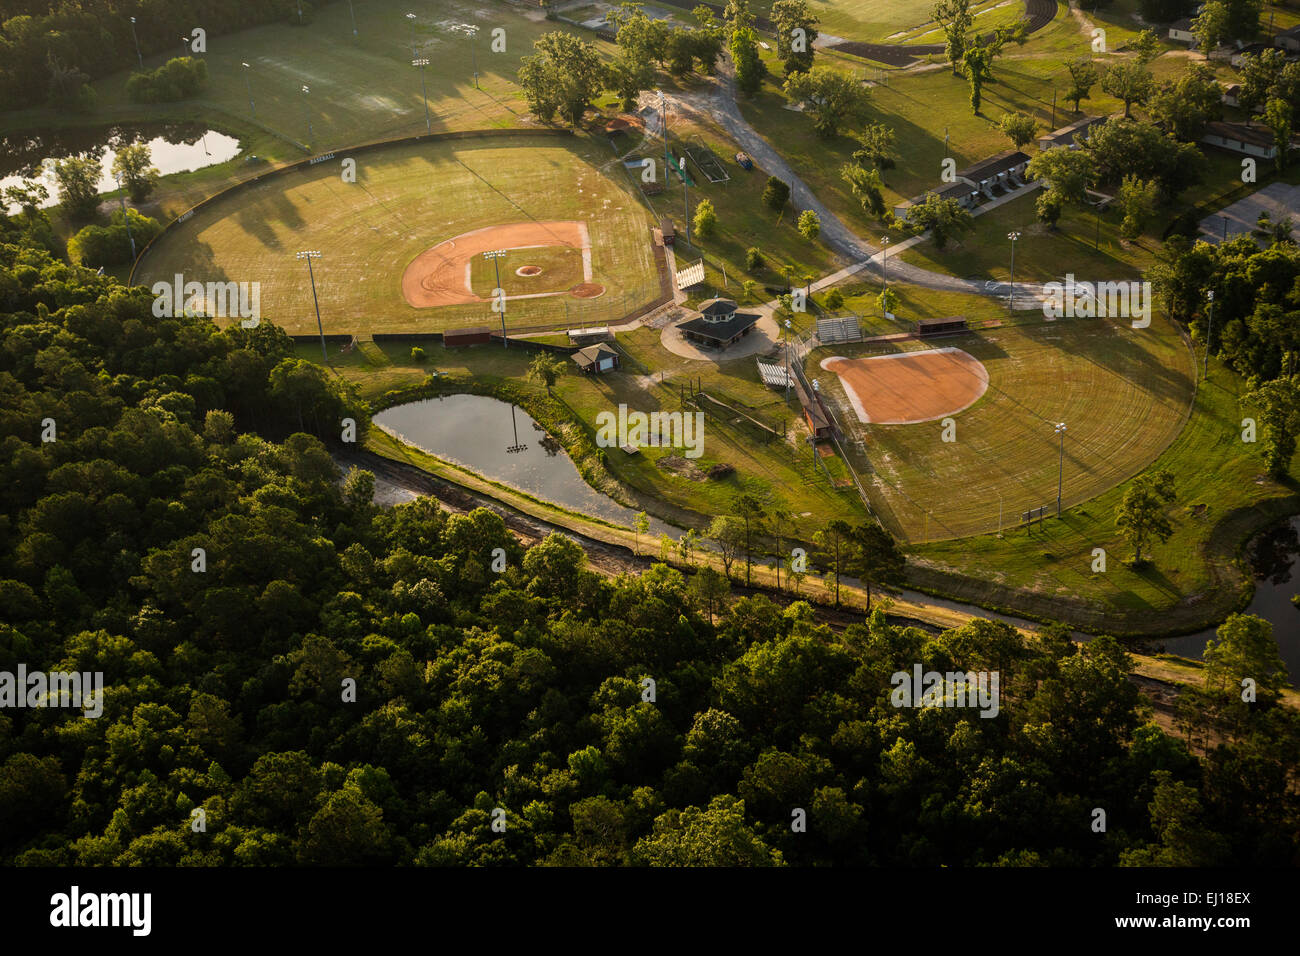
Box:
570, 282, 604, 299
517, 265, 542, 277
822, 348, 988, 424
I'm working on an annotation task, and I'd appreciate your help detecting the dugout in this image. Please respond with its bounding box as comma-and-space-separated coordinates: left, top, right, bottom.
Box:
916, 317, 968, 338
443, 325, 492, 347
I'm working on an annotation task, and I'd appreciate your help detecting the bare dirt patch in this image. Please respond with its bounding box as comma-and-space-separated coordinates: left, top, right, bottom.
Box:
657, 454, 707, 481
517, 265, 542, 277
570, 281, 605, 299
822, 347, 989, 424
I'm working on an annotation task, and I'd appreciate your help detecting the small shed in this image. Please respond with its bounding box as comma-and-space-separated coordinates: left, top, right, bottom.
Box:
572, 342, 620, 374
443, 325, 492, 347
660, 217, 676, 246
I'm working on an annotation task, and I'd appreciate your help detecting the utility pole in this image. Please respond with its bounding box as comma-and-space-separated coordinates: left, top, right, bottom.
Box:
1205, 290, 1215, 376
296, 251, 326, 361
115, 173, 136, 261
1055, 421, 1067, 516
1007, 231, 1020, 309
413, 58, 431, 133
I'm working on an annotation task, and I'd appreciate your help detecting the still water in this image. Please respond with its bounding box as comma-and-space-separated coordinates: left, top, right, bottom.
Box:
1, 123, 241, 213
1145, 515, 1300, 681
373, 394, 677, 537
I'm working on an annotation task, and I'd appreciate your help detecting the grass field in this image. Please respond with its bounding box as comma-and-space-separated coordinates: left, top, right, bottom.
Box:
810, 309, 1197, 542
134, 134, 662, 334
746, 0, 1046, 45
469, 245, 587, 296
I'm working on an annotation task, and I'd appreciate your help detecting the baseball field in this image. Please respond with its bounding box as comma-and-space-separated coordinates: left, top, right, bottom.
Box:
809, 312, 1197, 542
133, 134, 663, 335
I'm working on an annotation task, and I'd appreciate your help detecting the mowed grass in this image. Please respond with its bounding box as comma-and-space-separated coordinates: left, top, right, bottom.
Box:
66, 0, 606, 152
134, 135, 661, 334
911, 359, 1300, 635
469, 245, 586, 296
747, 0, 1032, 44
809, 309, 1196, 542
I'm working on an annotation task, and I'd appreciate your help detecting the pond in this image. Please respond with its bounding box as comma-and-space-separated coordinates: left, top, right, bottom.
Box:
1, 122, 242, 214
373, 394, 679, 538
1144, 515, 1300, 682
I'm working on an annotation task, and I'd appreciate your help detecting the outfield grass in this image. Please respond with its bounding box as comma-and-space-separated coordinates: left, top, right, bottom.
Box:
810, 308, 1196, 543
134, 134, 661, 334
910, 358, 1300, 636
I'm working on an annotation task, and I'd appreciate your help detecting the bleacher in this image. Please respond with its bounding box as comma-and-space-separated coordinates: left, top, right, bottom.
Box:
816, 314, 863, 344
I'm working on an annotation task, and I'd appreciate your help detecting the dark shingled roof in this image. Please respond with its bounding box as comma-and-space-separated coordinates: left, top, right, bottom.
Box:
572, 342, 619, 369
957, 150, 1030, 183
678, 311, 760, 343
697, 297, 738, 317
1039, 115, 1106, 147
1203, 121, 1277, 148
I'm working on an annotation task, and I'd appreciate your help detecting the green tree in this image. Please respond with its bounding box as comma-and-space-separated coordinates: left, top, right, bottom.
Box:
762, 177, 790, 211
518, 31, 605, 126
686, 565, 730, 623
852, 123, 897, 170
707, 515, 746, 579
1116, 174, 1160, 239
797, 208, 821, 241
1114, 469, 1177, 563
771, 0, 819, 74
111, 143, 159, 204
632, 794, 784, 866
741, 278, 758, 301
1148, 64, 1222, 142
932, 0, 973, 76
902, 193, 974, 249
634, 511, 650, 555
1192, 1, 1231, 54
997, 112, 1038, 150
1246, 376, 1300, 477
1026, 146, 1095, 207
1129, 28, 1161, 65
745, 246, 764, 270
783, 66, 872, 138
526, 352, 564, 395
53, 156, 101, 220
845, 521, 905, 613
1263, 98, 1292, 171
693, 198, 718, 239
607, 54, 655, 111
824, 287, 844, 310
813, 518, 852, 605
730, 493, 768, 585
677, 527, 700, 566
1065, 56, 1099, 113
1101, 60, 1155, 118
1204, 613, 1289, 703
841, 163, 887, 219
731, 25, 765, 96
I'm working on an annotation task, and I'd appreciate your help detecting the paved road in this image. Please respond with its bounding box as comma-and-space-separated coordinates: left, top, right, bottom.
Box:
653, 62, 1048, 306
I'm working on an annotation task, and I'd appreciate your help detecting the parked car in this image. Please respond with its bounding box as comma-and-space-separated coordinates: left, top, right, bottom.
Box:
735, 151, 754, 170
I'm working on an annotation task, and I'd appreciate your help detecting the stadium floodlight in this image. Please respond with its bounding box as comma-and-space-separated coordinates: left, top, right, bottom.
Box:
1007, 231, 1021, 309
406, 12, 417, 56
1205, 290, 1215, 375
241, 62, 255, 119
413, 58, 431, 133
483, 250, 508, 347
467, 24, 481, 88
129, 17, 143, 70
301, 85, 313, 146
1054, 422, 1067, 516
296, 251, 327, 361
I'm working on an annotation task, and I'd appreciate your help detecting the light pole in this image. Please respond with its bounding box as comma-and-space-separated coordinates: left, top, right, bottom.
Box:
1221, 215, 1228, 242
129, 17, 143, 70
296, 251, 327, 361
468, 25, 480, 88
880, 235, 889, 291
181, 34, 191, 59
347, 0, 358, 37
296, 1, 304, 25
784, 318, 792, 399
115, 173, 136, 261
242, 62, 255, 119
1007, 231, 1020, 309
406, 12, 417, 57
683, 178, 691, 247
1205, 290, 1215, 376
506, 405, 528, 454
1055, 421, 1067, 516
484, 249, 508, 347
301, 84, 313, 147
413, 58, 430, 133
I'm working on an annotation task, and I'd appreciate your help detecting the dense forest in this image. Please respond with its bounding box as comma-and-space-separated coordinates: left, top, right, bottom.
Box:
1, 238, 1298, 865
0, 0, 337, 108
